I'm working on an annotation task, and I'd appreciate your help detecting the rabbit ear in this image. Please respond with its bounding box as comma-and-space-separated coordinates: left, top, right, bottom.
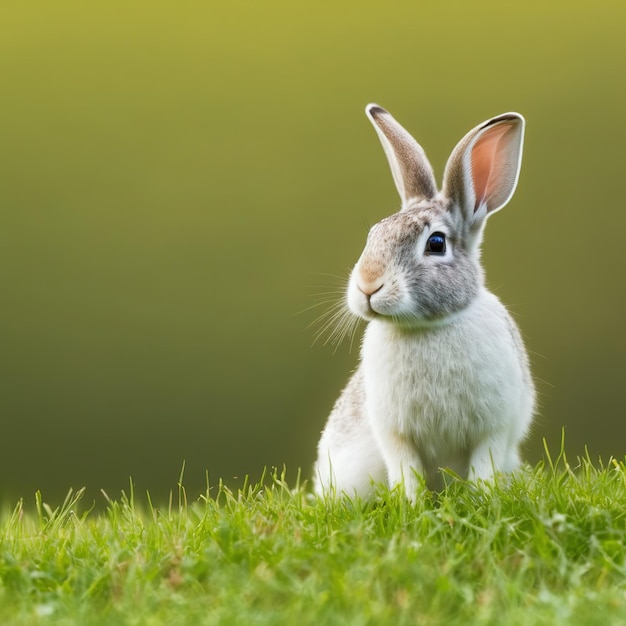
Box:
366, 104, 437, 209
443, 113, 525, 223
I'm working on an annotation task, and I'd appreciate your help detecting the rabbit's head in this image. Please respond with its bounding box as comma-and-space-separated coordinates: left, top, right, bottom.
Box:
346, 105, 525, 327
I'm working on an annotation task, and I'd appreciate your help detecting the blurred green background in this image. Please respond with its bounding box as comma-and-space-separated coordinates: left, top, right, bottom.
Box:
1, 0, 625, 504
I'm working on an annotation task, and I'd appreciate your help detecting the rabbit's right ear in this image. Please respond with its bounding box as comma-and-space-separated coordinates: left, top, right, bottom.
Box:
366, 104, 437, 209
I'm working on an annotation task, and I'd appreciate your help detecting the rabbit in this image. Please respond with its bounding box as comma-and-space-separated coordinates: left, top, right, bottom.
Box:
314, 104, 535, 499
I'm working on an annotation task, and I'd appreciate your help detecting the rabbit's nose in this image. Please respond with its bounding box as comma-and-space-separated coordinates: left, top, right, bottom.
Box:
356, 274, 384, 297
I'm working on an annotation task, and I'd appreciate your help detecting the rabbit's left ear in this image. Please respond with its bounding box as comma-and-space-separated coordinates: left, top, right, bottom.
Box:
443, 113, 525, 223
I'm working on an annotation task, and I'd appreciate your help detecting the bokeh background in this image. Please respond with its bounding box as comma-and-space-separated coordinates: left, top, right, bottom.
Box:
2, 1, 625, 505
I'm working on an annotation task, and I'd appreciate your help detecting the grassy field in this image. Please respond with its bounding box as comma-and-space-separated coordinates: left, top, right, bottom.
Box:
1, 448, 626, 625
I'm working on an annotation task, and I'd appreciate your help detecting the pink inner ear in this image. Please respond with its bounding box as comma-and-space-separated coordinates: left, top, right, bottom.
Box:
471, 122, 516, 212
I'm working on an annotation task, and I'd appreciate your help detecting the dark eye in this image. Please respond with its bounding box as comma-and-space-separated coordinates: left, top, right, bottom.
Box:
425, 232, 446, 255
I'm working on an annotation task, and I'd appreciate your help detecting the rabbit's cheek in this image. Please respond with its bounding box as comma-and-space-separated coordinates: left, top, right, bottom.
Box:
410, 261, 480, 319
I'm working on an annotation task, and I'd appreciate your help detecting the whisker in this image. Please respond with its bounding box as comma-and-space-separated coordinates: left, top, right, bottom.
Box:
300, 272, 362, 353
331, 312, 362, 353
304, 271, 351, 282
310, 300, 361, 352
294, 298, 343, 317
312, 305, 347, 341
307, 289, 347, 297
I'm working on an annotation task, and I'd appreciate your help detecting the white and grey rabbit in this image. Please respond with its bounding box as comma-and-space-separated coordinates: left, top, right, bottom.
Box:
314, 104, 535, 498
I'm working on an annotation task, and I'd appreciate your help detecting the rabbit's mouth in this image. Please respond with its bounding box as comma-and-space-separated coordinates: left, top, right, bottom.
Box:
352, 299, 379, 322
349, 279, 466, 329
349, 287, 407, 323
347, 270, 407, 321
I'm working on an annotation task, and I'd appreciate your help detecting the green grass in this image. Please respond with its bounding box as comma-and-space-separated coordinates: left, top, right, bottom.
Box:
1, 448, 626, 625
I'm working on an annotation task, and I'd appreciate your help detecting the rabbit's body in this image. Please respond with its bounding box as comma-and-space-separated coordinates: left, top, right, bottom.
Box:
317, 290, 533, 496
314, 105, 535, 498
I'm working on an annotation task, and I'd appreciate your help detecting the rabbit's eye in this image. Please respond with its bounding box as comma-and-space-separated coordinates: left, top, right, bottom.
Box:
425, 233, 446, 255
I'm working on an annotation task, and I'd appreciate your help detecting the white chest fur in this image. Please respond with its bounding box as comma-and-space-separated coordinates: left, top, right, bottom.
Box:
360, 291, 532, 476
